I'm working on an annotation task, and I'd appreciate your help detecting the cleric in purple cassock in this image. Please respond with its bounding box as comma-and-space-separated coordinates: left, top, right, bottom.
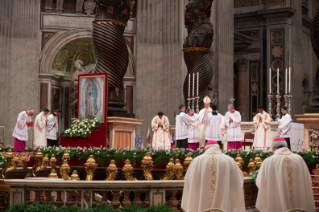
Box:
225, 104, 242, 150
12, 110, 34, 151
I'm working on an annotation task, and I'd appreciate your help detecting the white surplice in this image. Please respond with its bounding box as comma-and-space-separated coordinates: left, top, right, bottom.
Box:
175, 111, 188, 140
256, 147, 316, 212
33, 112, 48, 147
197, 107, 212, 147
225, 110, 242, 141
181, 113, 198, 143
151, 115, 171, 149
12, 111, 32, 141
46, 114, 58, 140
253, 111, 272, 148
278, 113, 292, 138
182, 145, 245, 212
203, 112, 222, 141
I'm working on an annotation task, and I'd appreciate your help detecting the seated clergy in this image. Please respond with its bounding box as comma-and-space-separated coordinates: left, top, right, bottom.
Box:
151, 112, 171, 150
180, 109, 199, 151
182, 140, 245, 212
256, 137, 316, 212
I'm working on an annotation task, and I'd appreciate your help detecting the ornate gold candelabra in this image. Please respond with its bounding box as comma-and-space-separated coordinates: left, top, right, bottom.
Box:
32, 149, 43, 177
48, 169, 59, 179
254, 154, 263, 170
122, 159, 137, 181
84, 155, 98, 181
63, 151, 70, 161
161, 158, 175, 180
195, 96, 200, 113
268, 94, 273, 121
287, 94, 293, 115
141, 152, 154, 180
187, 97, 191, 110
5, 154, 19, 177
70, 170, 80, 180
1, 149, 13, 178
50, 154, 57, 170
106, 160, 118, 181
21, 153, 32, 177
35, 154, 49, 175
248, 159, 256, 176
183, 153, 193, 171
174, 159, 184, 180
275, 93, 282, 121
60, 159, 71, 180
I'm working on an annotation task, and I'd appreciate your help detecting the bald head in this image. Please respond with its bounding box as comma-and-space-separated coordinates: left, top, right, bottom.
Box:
27, 110, 35, 116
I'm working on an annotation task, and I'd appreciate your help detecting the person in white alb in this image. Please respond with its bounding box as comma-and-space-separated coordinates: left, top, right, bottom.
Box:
256, 137, 315, 212
180, 109, 199, 150
203, 104, 222, 149
278, 106, 292, 150
225, 104, 242, 150
13, 110, 35, 151
197, 96, 212, 147
33, 108, 49, 148
47, 109, 61, 147
253, 105, 272, 150
175, 104, 188, 148
151, 112, 171, 150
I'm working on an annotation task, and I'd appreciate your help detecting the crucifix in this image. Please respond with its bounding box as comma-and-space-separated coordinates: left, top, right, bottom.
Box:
229, 96, 235, 104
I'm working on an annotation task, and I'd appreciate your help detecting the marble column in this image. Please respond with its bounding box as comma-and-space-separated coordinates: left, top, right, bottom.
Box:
236, 59, 249, 121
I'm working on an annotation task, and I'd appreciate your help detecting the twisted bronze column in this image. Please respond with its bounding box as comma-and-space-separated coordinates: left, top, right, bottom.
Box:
93, 0, 131, 112
183, 0, 214, 105
311, 0, 319, 108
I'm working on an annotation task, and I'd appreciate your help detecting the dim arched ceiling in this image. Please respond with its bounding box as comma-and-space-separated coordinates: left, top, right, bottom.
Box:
51, 38, 96, 77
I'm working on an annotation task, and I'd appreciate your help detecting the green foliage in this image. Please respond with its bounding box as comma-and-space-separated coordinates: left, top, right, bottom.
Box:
0, 152, 6, 168
146, 205, 175, 212
5, 203, 29, 212
119, 204, 147, 212
64, 119, 102, 138
86, 204, 114, 212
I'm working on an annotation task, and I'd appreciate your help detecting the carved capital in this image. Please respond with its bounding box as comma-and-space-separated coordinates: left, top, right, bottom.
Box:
236, 59, 248, 71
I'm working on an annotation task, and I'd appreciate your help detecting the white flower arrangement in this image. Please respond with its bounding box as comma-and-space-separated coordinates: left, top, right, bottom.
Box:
63, 118, 102, 138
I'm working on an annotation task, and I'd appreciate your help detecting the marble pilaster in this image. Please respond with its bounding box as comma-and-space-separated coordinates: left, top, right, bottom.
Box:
236, 59, 249, 121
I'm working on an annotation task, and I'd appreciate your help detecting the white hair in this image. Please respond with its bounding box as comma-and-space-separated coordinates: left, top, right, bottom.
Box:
228, 104, 234, 109
272, 141, 287, 148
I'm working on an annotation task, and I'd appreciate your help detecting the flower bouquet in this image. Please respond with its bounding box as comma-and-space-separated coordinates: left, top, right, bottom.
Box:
63, 118, 102, 138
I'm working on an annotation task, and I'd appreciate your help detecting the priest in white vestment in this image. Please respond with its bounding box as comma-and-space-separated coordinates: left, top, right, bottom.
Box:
13, 110, 35, 151
253, 105, 272, 150
278, 106, 292, 150
33, 108, 49, 147
197, 96, 212, 147
151, 112, 171, 150
256, 137, 315, 212
225, 104, 242, 150
180, 109, 199, 150
182, 140, 245, 212
203, 104, 222, 149
47, 109, 61, 147
175, 104, 188, 148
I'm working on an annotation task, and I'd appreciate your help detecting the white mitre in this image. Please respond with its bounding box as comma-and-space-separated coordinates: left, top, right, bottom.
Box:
203, 96, 211, 104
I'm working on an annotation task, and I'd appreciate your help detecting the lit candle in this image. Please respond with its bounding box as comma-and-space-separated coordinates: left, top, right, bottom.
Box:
269, 68, 271, 93
285, 68, 287, 94
188, 74, 190, 98
289, 67, 291, 93
277, 68, 279, 94
197, 72, 199, 96
193, 73, 195, 97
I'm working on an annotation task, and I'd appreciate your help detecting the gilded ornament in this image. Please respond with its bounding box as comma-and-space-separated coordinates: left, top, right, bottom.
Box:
70, 170, 80, 180
5, 154, 19, 177
141, 152, 154, 180
21, 153, 32, 177
184, 153, 193, 171
248, 159, 256, 176
48, 169, 59, 179
106, 159, 118, 181
50, 154, 57, 170
63, 151, 70, 161
254, 154, 263, 169
84, 155, 98, 181
174, 159, 184, 180
122, 159, 137, 181
60, 159, 71, 180
32, 149, 43, 177
1, 149, 13, 178
235, 154, 244, 166
161, 158, 175, 180
35, 154, 49, 175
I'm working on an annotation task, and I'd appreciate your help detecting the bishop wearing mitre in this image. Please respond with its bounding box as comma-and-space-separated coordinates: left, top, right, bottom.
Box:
151, 112, 171, 150
33, 108, 49, 147
253, 105, 272, 150
197, 96, 212, 147
256, 137, 315, 212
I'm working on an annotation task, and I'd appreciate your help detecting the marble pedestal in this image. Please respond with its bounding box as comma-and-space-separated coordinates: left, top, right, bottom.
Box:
107, 117, 143, 148
295, 113, 319, 150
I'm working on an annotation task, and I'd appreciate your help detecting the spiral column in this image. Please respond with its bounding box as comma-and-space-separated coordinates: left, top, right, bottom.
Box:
311, 0, 319, 108
183, 0, 214, 105
93, 0, 131, 113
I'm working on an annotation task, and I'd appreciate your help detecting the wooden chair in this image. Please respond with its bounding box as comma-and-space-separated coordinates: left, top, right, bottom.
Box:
286, 209, 308, 212
203, 209, 226, 212
242, 132, 254, 150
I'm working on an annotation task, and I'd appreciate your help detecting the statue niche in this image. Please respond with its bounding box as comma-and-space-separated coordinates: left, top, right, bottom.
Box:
71, 59, 95, 90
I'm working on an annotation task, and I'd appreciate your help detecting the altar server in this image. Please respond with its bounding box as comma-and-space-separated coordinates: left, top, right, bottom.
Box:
225, 104, 242, 150
47, 109, 61, 147
278, 106, 292, 150
13, 110, 35, 151
181, 109, 199, 150
151, 112, 171, 150
182, 140, 245, 212
256, 137, 315, 212
197, 96, 212, 147
203, 104, 222, 149
175, 104, 188, 148
33, 108, 49, 148
253, 105, 272, 150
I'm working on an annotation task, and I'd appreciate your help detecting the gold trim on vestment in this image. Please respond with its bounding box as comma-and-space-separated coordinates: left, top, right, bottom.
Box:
284, 157, 293, 206
209, 156, 218, 200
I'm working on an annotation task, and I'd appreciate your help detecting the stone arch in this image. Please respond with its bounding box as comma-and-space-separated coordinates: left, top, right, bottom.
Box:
39, 29, 93, 74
